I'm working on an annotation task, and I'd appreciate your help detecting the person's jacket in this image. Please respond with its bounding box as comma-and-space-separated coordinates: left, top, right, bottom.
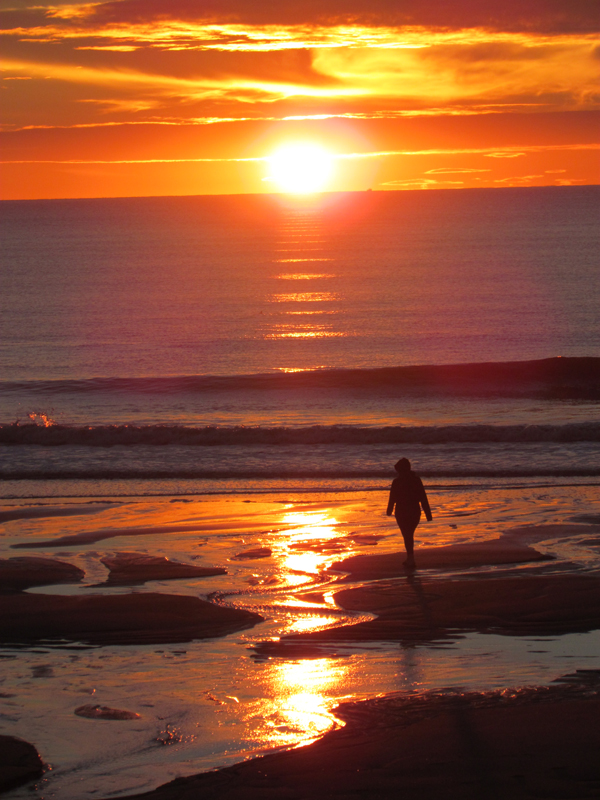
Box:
387, 471, 432, 520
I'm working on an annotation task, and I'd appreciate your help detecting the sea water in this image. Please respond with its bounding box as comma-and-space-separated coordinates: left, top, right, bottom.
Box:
1, 186, 599, 798
1, 186, 599, 495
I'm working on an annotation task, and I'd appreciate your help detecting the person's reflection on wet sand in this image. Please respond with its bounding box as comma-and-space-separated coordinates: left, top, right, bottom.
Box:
386, 458, 432, 569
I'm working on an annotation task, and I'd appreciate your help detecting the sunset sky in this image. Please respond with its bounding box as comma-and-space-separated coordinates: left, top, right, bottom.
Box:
1, 0, 598, 199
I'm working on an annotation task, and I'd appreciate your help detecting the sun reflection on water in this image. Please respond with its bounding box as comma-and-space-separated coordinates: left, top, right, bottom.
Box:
271, 292, 339, 302
284, 309, 338, 315
274, 273, 337, 279
266, 328, 345, 339
251, 658, 350, 748
267, 508, 358, 586
262, 208, 348, 342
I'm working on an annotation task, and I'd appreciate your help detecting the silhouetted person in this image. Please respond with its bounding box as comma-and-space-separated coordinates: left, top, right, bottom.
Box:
386, 458, 432, 569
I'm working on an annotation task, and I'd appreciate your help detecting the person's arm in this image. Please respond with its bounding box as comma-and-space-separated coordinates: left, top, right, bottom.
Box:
386, 486, 395, 516
418, 479, 433, 521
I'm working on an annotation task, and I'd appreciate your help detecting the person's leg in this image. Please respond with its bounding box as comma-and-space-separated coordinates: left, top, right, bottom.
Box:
396, 509, 421, 568
401, 526, 416, 566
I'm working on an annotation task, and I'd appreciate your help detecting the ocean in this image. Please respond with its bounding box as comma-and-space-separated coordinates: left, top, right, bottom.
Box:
1, 186, 600, 799
1, 186, 599, 498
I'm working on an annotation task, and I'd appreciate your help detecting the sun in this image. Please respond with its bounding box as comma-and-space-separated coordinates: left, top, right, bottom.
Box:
267, 144, 334, 194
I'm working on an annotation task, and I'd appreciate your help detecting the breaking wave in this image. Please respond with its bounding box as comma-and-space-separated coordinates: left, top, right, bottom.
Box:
2, 357, 600, 400
1, 422, 599, 447
2, 467, 600, 481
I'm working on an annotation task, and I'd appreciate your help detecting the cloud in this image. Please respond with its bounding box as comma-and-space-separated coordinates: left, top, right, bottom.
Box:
311, 36, 599, 112
493, 173, 545, 184
380, 177, 465, 189
0, 55, 362, 107
2, 4, 597, 128
47, 0, 600, 35
425, 167, 491, 173
3, 141, 597, 164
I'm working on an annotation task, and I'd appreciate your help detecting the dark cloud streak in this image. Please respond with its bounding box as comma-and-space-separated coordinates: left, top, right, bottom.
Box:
83, 0, 599, 33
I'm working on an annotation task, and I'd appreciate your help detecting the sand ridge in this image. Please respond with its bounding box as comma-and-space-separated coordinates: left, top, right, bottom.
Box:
328, 538, 553, 580
0, 591, 263, 646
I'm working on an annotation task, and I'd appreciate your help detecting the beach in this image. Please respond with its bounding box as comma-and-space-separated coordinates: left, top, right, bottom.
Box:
104, 684, 600, 800
2, 484, 600, 798
1, 187, 599, 797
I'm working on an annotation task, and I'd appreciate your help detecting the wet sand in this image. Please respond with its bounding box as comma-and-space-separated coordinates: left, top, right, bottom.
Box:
108, 682, 600, 800
99, 552, 227, 585
0, 735, 43, 793
0, 591, 263, 646
259, 573, 600, 659
2, 491, 600, 797
0, 553, 258, 645
329, 538, 553, 579
0, 556, 85, 592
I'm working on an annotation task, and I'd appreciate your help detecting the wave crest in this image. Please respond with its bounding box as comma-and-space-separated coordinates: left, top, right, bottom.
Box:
2, 422, 599, 446
2, 357, 599, 400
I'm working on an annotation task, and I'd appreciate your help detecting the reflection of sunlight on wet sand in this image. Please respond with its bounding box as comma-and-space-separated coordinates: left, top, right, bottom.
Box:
287, 615, 340, 633
271, 509, 359, 578
284, 551, 325, 575
9, 490, 600, 799
250, 658, 350, 749
283, 511, 331, 528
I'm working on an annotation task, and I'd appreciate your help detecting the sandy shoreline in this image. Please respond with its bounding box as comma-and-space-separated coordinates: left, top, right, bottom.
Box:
105, 678, 600, 800
1, 491, 600, 797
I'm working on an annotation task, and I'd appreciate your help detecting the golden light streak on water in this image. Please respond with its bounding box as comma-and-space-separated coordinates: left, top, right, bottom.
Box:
251, 658, 350, 748
287, 615, 341, 633
266, 330, 345, 339
268, 509, 358, 577
274, 273, 336, 278
275, 366, 324, 372
270, 292, 339, 302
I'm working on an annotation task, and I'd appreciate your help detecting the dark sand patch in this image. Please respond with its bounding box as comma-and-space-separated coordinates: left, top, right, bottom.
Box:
571, 514, 600, 525
0, 557, 84, 593
74, 704, 140, 720
296, 592, 328, 604
0, 735, 43, 793
99, 552, 226, 585
261, 574, 600, 653
0, 593, 263, 646
329, 538, 552, 580
0, 505, 112, 524
504, 523, 600, 543
105, 680, 600, 800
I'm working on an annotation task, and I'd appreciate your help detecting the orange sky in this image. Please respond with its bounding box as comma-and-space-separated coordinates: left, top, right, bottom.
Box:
1, 0, 598, 198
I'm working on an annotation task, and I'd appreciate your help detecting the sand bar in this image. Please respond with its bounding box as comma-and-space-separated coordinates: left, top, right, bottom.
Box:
328, 538, 552, 580
99, 552, 226, 585
10, 519, 283, 549
0, 735, 44, 793
0, 556, 84, 592
0, 592, 263, 646
0, 505, 113, 524
258, 573, 600, 657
